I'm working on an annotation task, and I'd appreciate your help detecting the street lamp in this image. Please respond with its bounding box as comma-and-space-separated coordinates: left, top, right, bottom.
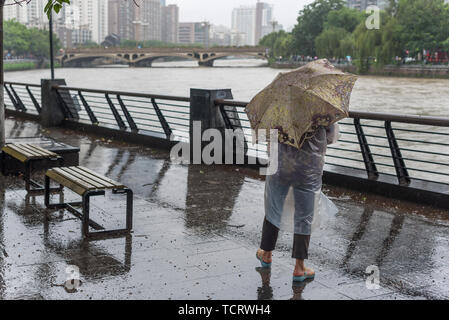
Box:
49, 10, 55, 80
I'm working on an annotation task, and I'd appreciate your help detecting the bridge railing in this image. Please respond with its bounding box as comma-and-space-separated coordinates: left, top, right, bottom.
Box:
3, 82, 42, 116
215, 99, 449, 186
51, 85, 190, 142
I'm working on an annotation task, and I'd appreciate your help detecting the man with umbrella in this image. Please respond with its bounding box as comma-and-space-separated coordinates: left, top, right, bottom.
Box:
247, 59, 358, 282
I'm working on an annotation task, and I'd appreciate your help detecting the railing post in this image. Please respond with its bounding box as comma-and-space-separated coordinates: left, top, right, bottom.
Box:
78, 91, 98, 125
117, 95, 138, 132
385, 121, 411, 185
354, 118, 379, 180
151, 98, 171, 139
26, 86, 41, 114
4, 84, 19, 110
41, 79, 67, 127
105, 94, 127, 130
189, 89, 234, 164
9, 84, 27, 112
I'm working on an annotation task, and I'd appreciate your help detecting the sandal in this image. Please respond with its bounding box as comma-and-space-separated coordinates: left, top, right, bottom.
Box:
256, 250, 272, 268
293, 270, 315, 282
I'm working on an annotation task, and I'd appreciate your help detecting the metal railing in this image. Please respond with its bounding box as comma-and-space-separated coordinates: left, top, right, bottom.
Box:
3, 82, 42, 116
51, 85, 191, 142
215, 99, 449, 186
5, 81, 449, 187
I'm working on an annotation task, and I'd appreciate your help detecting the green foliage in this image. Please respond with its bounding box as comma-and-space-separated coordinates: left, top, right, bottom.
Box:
325, 7, 365, 33
315, 28, 353, 59
259, 30, 294, 58
3, 19, 60, 59
4, 62, 37, 72
291, 0, 346, 56
44, 0, 71, 18
395, 0, 449, 54
352, 0, 449, 73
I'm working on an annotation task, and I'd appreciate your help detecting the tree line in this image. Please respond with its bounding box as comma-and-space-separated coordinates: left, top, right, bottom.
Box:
259, 0, 449, 73
3, 19, 60, 61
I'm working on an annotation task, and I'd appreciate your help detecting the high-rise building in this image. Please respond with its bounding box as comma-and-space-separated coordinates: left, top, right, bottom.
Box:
162, 5, 179, 43
255, 2, 273, 44
67, 0, 109, 44
232, 6, 256, 46
3, 0, 48, 28
346, 0, 389, 10
210, 25, 232, 47
232, 2, 273, 46
178, 22, 210, 47
108, 0, 161, 42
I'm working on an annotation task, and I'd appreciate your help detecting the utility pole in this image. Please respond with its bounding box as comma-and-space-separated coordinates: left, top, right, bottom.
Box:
49, 10, 55, 80
0, 0, 6, 148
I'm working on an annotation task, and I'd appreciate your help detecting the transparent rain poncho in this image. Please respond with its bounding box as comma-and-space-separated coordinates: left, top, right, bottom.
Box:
264, 124, 340, 235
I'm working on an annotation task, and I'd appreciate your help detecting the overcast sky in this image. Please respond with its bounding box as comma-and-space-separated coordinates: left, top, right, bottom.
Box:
166, 0, 315, 31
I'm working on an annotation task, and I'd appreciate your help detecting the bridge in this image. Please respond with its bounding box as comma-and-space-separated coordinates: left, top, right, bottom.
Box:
57, 47, 269, 67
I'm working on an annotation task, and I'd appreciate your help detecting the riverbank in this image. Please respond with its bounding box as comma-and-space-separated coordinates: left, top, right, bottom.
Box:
271, 62, 449, 79
4, 61, 60, 72
4, 61, 38, 72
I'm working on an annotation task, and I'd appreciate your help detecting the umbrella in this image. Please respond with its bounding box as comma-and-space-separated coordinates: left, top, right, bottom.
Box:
245, 59, 358, 150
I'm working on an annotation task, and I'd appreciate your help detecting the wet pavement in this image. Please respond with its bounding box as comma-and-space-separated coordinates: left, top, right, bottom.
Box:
1, 116, 449, 300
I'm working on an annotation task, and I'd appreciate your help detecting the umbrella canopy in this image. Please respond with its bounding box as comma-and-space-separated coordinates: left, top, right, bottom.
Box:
245, 59, 358, 150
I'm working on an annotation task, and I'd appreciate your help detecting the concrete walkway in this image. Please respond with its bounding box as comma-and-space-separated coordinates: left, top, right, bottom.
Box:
0, 117, 448, 300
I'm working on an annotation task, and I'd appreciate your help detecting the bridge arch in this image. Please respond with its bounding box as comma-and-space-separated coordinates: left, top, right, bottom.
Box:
60, 53, 130, 66
132, 53, 197, 67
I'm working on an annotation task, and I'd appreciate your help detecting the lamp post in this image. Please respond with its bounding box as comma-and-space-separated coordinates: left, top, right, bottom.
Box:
49, 10, 55, 80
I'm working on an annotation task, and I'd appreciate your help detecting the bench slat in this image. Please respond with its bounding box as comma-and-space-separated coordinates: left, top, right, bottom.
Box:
76, 166, 125, 189
60, 167, 108, 189
46, 166, 126, 195
25, 144, 57, 157
50, 167, 96, 193
12, 144, 42, 158
5, 144, 37, 158
16, 144, 48, 157
46, 169, 89, 195
2, 145, 29, 162
69, 167, 116, 189
2, 143, 58, 162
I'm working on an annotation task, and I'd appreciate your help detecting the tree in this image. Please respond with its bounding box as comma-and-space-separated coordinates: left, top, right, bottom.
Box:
1, 0, 71, 147
395, 0, 449, 56
325, 7, 364, 33
314, 7, 362, 59
3, 20, 60, 59
315, 28, 352, 59
259, 30, 294, 60
291, 0, 345, 56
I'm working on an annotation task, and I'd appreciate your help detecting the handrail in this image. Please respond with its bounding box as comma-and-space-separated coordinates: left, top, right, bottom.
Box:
4, 81, 41, 88
53, 85, 191, 102
214, 99, 449, 127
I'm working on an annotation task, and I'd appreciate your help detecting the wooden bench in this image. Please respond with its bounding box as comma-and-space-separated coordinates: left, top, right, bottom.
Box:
44, 166, 133, 238
1, 143, 64, 192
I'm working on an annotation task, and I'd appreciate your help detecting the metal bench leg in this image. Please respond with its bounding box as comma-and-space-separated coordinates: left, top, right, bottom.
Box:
84, 189, 133, 239
82, 192, 91, 238
125, 189, 133, 232
45, 175, 68, 209
25, 160, 32, 192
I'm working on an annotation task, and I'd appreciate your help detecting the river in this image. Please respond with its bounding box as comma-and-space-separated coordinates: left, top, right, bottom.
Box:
5, 59, 449, 117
